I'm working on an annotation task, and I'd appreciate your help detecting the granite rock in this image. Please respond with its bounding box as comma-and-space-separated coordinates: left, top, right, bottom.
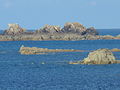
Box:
4, 24, 26, 35
79, 49, 117, 64
35, 24, 61, 34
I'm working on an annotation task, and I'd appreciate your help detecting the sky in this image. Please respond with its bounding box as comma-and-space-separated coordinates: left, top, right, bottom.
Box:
0, 0, 120, 29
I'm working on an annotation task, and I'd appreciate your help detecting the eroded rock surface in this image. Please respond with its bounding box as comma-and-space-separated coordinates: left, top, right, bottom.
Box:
4, 24, 26, 35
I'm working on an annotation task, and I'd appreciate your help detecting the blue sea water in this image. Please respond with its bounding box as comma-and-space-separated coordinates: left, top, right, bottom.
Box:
0, 40, 120, 90
0, 29, 120, 90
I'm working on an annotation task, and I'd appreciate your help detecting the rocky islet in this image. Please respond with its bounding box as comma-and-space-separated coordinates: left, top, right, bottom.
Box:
70, 49, 120, 65
2, 22, 120, 41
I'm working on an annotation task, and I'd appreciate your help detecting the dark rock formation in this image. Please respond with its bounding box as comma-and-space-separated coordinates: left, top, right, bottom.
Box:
78, 49, 120, 64
85, 27, 98, 35
35, 24, 61, 34
4, 24, 26, 35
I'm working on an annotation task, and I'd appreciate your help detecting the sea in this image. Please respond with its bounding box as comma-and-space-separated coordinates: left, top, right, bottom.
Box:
0, 29, 120, 90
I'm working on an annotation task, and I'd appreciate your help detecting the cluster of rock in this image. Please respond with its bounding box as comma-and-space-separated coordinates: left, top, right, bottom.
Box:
35, 22, 98, 35
3, 22, 98, 36
77, 49, 120, 64
19, 45, 84, 55
4, 24, 26, 35
0, 22, 120, 41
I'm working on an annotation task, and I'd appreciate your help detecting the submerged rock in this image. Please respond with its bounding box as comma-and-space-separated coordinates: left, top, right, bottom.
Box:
4, 24, 26, 35
78, 49, 120, 64
19, 45, 84, 55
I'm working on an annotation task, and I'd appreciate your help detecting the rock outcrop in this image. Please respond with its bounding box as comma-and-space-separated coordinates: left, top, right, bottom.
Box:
77, 49, 120, 64
85, 27, 98, 35
61, 22, 98, 35
1, 22, 120, 41
35, 24, 61, 34
4, 24, 26, 35
19, 45, 84, 55
35, 22, 98, 36
61, 22, 86, 34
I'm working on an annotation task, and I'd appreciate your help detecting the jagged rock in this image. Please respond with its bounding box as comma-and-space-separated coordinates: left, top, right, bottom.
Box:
61, 22, 86, 34
78, 49, 119, 64
35, 24, 61, 34
4, 24, 26, 35
19, 45, 84, 55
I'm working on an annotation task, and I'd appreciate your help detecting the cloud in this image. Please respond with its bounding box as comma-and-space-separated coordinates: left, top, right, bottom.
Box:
90, 1, 97, 6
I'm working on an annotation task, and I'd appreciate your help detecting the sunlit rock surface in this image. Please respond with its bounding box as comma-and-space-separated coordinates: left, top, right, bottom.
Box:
4, 24, 26, 35
35, 24, 61, 34
1, 22, 120, 41
61, 22, 98, 35
77, 49, 120, 64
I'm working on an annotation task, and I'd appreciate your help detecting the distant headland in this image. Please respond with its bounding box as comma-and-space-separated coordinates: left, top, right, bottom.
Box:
0, 22, 120, 41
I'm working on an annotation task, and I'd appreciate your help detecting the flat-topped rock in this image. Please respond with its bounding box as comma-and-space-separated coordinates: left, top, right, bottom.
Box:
77, 49, 120, 64
4, 24, 26, 35
19, 45, 84, 55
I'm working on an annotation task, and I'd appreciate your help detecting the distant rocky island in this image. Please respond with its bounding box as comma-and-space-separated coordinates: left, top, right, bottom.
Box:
0, 22, 120, 41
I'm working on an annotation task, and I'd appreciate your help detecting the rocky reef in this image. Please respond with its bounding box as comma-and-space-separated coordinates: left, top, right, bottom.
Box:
75, 49, 120, 64
19, 45, 84, 55
0, 22, 120, 41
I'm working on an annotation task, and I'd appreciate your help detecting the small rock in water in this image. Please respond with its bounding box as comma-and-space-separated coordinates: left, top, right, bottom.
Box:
78, 48, 120, 64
